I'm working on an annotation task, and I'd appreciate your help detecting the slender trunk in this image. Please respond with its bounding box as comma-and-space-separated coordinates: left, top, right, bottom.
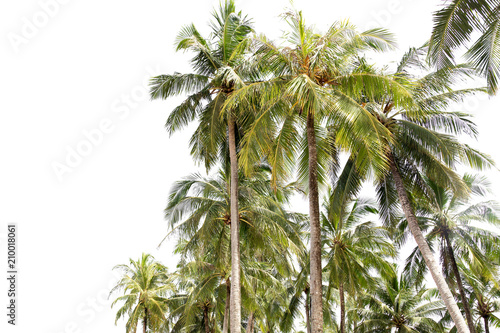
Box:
228, 115, 241, 333
143, 307, 147, 333
388, 155, 469, 333
223, 279, 231, 333
444, 234, 476, 333
204, 305, 210, 333
339, 281, 345, 333
483, 316, 490, 333
307, 111, 323, 333
305, 288, 311, 333
246, 312, 254, 333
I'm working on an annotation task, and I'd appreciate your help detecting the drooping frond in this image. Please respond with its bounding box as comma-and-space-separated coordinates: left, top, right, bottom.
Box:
466, 8, 500, 92
428, 0, 482, 69
150, 73, 210, 101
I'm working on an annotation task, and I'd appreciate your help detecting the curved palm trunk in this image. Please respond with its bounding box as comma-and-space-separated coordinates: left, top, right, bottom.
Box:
339, 281, 345, 333
307, 112, 324, 333
143, 308, 147, 333
228, 115, 241, 333
444, 234, 476, 333
223, 279, 231, 333
388, 155, 469, 333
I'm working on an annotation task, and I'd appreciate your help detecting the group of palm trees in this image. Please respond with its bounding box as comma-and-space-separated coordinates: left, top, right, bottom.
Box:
109, 1, 500, 332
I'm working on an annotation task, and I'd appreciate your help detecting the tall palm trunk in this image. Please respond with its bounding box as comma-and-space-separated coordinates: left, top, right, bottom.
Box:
388, 155, 469, 333
305, 287, 311, 333
483, 316, 490, 333
306, 111, 323, 333
444, 233, 476, 333
204, 304, 210, 333
223, 279, 231, 333
246, 312, 254, 333
143, 307, 148, 333
228, 115, 241, 333
339, 281, 345, 333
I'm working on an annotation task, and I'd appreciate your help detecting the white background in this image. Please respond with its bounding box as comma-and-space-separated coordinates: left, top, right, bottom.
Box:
1, 0, 499, 332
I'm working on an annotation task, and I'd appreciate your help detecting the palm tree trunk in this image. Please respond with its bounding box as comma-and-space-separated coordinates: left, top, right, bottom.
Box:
306, 111, 323, 333
223, 279, 231, 333
483, 316, 490, 333
204, 305, 210, 333
444, 233, 476, 333
388, 155, 469, 333
143, 307, 147, 333
246, 312, 254, 333
339, 281, 345, 333
228, 115, 241, 333
305, 288, 311, 333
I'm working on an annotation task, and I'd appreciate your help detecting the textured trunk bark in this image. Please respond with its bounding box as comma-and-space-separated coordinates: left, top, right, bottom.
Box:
389, 155, 469, 333
246, 312, 254, 333
339, 281, 345, 333
444, 234, 476, 333
484, 316, 490, 333
204, 305, 210, 333
306, 111, 323, 333
143, 307, 147, 333
223, 279, 231, 333
228, 115, 241, 333
305, 288, 311, 333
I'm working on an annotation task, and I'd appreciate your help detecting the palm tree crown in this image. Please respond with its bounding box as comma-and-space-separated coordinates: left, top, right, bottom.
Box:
110, 253, 173, 333
356, 266, 447, 333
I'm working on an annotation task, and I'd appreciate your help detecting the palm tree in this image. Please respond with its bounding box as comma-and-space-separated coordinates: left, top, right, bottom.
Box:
162, 166, 306, 332
357, 46, 494, 333
224, 11, 412, 332
149, 2, 254, 331
280, 263, 312, 333
280, 252, 341, 333
166, 252, 229, 333
460, 261, 500, 333
356, 265, 447, 333
250, 270, 290, 333
402, 174, 500, 333
322, 189, 394, 333
110, 253, 173, 333
428, 0, 500, 93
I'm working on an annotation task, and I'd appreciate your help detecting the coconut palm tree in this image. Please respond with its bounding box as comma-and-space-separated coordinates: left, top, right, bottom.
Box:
223, 11, 413, 332
280, 263, 312, 333
149, 2, 254, 330
110, 253, 173, 333
460, 261, 500, 333
321, 186, 395, 333
402, 174, 500, 332
250, 271, 290, 333
356, 46, 494, 333
280, 251, 342, 333
162, 165, 306, 332
165, 251, 229, 333
429, 0, 500, 93
355, 265, 447, 333
162, 165, 305, 271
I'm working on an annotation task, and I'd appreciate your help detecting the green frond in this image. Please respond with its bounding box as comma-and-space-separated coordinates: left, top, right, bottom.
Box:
358, 28, 397, 52
396, 44, 428, 74
428, 0, 481, 69
150, 73, 210, 100
465, 12, 500, 93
